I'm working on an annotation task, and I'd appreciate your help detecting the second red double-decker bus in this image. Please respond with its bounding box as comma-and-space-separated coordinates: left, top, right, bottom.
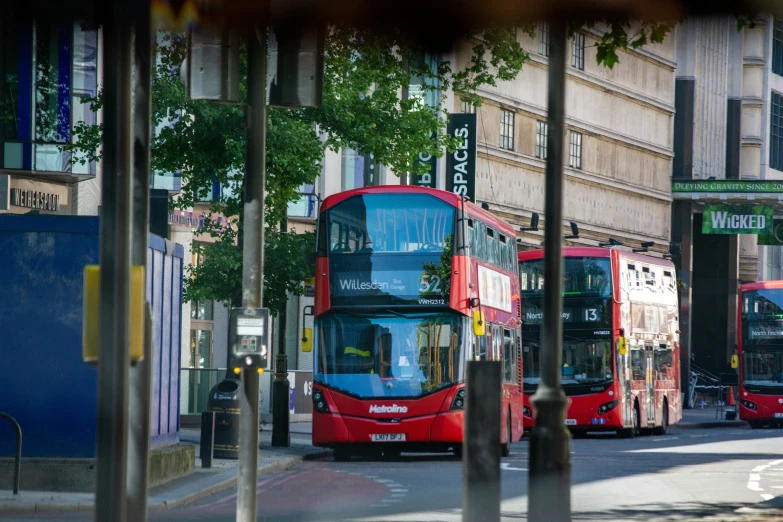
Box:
311, 186, 524, 460
519, 247, 682, 436
737, 281, 783, 428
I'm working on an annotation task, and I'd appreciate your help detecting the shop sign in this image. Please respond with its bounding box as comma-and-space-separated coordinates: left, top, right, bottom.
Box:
445, 113, 476, 202
10, 188, 60, 212
673, 180, 783, 193
702, 204, 773, 235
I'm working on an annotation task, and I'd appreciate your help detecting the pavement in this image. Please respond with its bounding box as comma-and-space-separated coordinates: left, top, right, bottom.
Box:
678, 405, 746, 429
4, 414, 781, 522
0, 423, 326, 516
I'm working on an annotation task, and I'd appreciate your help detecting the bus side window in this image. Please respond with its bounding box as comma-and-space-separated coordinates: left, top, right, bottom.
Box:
467, 219, 474, 257
630, 348, 645, 380
486, 228, 495, 265
503, 329, 515, 383
499, 235, 508, 271
475, 221, 485, 261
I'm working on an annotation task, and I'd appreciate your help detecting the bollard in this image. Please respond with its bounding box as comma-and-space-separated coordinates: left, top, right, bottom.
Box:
200, 411, 216, 469
462, 361, 501, 522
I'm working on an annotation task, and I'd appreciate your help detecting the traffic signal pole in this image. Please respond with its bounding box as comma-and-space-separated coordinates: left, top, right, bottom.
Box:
527, 19, 572, 522
126, 1, 153, 520
272, 217, 291, 447
236, 24, 268, 522
94, 4, 134, 521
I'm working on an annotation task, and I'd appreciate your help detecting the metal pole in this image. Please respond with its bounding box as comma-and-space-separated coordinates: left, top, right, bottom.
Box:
126, 4, 153, 519
462, 361, 501, 522
272, 217, 291, 447
95, 6, 134, 521
528, 19, 572, 522
236, 24, 267, 522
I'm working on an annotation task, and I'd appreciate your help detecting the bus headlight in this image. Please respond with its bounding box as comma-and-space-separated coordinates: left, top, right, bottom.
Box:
451, 387, 466, 410
523, 406, 532, 418
313, 389, 330, 413
597, 400, 618, 415
741, 399, 757, 411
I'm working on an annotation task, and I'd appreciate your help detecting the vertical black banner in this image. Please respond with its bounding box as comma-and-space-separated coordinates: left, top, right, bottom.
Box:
446, 113, 477, 202
409, 133, 438, 189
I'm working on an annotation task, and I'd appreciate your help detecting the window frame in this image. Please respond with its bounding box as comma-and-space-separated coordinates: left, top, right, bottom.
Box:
535, 120, 548, 160
500, 109, 515, 151
538, 23, 549, 57
774, 18, 783, 77
571, 32, 585, 70
771, 92, 783, 171
569, 130, 583, 169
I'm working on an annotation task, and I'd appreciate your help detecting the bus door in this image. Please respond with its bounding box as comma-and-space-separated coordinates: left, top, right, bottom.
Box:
617, 338, 633, 427
645, 342, 656, 426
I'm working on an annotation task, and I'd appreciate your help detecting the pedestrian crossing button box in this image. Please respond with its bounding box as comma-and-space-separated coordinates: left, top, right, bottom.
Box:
230, 307, 270, 368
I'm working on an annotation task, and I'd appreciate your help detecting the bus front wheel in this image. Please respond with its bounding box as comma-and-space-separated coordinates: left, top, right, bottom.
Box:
501, 411, 512, 457
620, 405, 640, 438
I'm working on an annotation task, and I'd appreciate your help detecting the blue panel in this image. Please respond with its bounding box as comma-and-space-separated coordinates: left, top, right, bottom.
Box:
17, 23, 33, 169
150, 250, 164, 436
0, 216, 184, 458
169, 257, 182, 433
159, 256, 173, 435
0, 219, 99, 458
57, 25, 71, 142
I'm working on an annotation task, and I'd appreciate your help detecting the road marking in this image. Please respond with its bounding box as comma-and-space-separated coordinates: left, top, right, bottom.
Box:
747, 459, 783, 501
501, 463, 528, 471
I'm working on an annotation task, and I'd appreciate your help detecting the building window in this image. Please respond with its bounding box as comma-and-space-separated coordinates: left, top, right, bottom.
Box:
774, 19, 783, 77
538, 23, 549, 56
342, 148, 380, 189
569, 131, 583, 169
771, 92, 783, 171
500, 109, 515, 151
572, 32, 585, 70
460, 100, 476, 113
535, 121, 548, 160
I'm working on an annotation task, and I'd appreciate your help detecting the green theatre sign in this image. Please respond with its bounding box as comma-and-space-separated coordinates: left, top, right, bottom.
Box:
673, 180, 783, 193
702, 204, 773, 234
758, 219, 783, 245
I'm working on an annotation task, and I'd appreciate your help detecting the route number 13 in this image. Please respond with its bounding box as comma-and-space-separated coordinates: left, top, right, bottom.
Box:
583, 308, 599, 322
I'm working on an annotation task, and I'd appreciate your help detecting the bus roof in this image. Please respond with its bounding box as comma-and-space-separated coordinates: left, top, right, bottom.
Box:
320, 185, 516, 236
518, 246, 676, 269
740, 280, 783, 292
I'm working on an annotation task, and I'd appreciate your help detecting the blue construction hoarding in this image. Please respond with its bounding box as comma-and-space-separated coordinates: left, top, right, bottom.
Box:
0, 215, 184, 458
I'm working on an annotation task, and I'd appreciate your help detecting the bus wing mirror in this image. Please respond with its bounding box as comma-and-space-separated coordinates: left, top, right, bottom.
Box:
617, 337, 628, 356
301, 327, 313, 352
473, 310, 485, 337
731, 354, 738, 369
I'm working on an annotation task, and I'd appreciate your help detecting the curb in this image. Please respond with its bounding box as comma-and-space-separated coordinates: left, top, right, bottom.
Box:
0, 450, 332, 515
674, 420, 747, 430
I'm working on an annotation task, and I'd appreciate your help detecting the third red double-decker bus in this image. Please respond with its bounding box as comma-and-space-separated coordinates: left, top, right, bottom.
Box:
311, 186, 524, 460
518, 247, 681, 436
737, 281, 783, 428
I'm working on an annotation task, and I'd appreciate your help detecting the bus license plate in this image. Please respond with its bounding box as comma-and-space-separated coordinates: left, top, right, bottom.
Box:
775, 413, 783, 419
371, 433, 406, 442
565, 419, 577, 426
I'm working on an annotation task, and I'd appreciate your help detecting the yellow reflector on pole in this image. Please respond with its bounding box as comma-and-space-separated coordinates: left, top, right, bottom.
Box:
83, 265, 146, 364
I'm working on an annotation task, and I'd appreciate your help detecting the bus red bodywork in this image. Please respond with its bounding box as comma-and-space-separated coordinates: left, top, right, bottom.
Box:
519, 247, 681, 436
312, 186, 524, 458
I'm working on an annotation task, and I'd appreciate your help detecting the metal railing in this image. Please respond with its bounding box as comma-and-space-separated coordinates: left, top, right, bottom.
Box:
0, 412, 22, 495
180, 368, 226, 414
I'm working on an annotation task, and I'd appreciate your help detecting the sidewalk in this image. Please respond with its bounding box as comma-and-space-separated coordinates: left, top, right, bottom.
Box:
0, 423, 328, 514
675, 406, 747, 430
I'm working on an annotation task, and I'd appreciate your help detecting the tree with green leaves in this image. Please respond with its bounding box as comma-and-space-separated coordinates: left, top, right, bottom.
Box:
63, 22, 685, 314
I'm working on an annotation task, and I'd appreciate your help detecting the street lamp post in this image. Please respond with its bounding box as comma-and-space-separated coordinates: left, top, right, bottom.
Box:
527, 19, 572, 522
235, 24, 268, 522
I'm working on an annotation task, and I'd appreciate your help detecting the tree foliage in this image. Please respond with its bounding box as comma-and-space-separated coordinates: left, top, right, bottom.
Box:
63, 22, 687, 314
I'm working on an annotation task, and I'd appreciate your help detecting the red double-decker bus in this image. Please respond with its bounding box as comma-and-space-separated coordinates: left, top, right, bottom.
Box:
311, 186, 524, 460
737, 281, 783, 428
518, 247, 681, 436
